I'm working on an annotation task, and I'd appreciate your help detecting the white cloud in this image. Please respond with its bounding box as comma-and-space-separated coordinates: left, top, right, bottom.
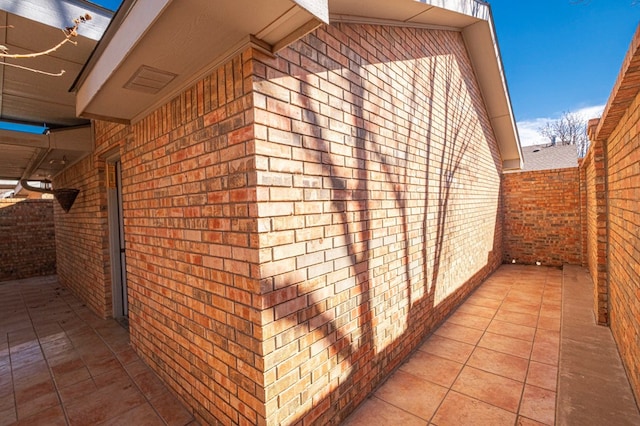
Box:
515, 104, 605, 147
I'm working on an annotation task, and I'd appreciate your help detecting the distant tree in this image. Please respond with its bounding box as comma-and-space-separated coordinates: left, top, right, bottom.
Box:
538, 111, 589, 158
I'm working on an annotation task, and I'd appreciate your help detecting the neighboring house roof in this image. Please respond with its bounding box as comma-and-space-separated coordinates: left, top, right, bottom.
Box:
72, 0, 523, 171
520, 143, 578, 171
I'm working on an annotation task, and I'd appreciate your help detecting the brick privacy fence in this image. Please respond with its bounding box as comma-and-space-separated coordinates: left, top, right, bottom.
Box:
57, 23, 505, 425
580, 141, 608, 325
502, 168, 582, 267
0, 198, 56, 281
586, 24, 640, 403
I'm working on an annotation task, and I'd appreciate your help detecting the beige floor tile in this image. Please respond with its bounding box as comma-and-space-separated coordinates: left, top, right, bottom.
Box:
530, 330, 560, 366
455, 303, 498, 319
452, 366, 523, 412
499, 301, 541, 315
343, 396, 426, 426
465, 295, 503, 310
0, 406, 17, 426
374, 369, 447, 421
519, 385, 556, 425
65, 379, 147, 426
446, 312, 492, 331
52, 366, 92, 389
432, 391, 517, 426
100, 402, 165, 426
57, 377, 98, 405
467, 347, 529, 382
150, 390, 196, 426
516, 415, 549, 425
126, 360, 169, 400
399, 351, 463, 388
526, 361, 557, 391
433, 322, 485, 345
478, 332, 533, 359
536, 316, 561, 331
494, 310, 539, 328
16, 391, 60, 419
13, 403, 66, 426
419, 335, 475, 364
487, 320, 536, 342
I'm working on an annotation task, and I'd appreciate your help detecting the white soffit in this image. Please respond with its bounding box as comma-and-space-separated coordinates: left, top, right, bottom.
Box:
74, 0, 329, 124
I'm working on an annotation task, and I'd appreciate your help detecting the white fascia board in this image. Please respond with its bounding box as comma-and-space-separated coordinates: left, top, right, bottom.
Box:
293, 0, 329, 23
75, 0, 172, 119
416, 0, 489, 20
0, 0, 112, 41
462, 17, 522, 169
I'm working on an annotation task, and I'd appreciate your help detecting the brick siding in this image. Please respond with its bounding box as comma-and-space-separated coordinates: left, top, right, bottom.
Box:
54, 22, 506, 425
54, 154, 112, 318
0, 198, 56, 281
502, 168, 582, 266
580, 138, 608, 325
581, 24, 640, 405
604, 90, 640, 401
118, 50, 264, 425
254, 23, 503, 424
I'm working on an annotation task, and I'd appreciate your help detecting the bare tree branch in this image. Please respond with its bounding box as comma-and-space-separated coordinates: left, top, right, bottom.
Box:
0, 14, 92, 76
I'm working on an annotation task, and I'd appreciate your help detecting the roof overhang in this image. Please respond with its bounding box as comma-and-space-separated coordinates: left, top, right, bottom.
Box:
73, 0, 521, 171
72, 0, 329, 124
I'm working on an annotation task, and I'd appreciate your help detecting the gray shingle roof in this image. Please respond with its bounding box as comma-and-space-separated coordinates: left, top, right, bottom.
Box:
521, 143, 578, 171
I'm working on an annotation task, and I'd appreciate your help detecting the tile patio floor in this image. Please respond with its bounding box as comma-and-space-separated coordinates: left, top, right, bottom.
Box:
344, 264, 640, 426
1, 265, 638, 425
0, 275, 196, 426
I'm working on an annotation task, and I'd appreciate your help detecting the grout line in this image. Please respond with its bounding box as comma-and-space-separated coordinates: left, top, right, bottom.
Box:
16, 277, 71, 425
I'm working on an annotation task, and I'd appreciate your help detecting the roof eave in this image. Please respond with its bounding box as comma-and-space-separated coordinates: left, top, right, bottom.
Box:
71, 0, 329, 125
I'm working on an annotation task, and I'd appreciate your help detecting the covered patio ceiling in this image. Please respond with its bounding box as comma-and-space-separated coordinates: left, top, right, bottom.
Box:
0, 0, 112, 191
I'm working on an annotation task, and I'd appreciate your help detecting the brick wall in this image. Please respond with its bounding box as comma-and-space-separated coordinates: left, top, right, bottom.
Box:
253, 23, 503, 424
580, 136, 608, 325
605, 89, 640, 401
502, 168, 582, 266
581, 24, 640, 404
0, 198, 56, 281
54, 23, 506, 425
115, 50, 265, 425
54, 153, 112, 318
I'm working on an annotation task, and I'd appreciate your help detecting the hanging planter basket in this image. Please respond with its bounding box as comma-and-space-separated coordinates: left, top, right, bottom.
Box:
53, 188, 80, 213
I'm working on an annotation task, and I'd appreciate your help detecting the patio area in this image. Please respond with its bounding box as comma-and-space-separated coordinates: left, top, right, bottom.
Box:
0, 276, 196, 426
1, 264, 638, 425
344, 264, 640, 425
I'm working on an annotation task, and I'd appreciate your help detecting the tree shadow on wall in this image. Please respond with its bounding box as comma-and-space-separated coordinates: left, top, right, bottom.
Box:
262, 24, 504, 425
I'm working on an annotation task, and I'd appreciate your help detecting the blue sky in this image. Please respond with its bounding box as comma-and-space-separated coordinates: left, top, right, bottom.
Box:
489, 0, 638, 144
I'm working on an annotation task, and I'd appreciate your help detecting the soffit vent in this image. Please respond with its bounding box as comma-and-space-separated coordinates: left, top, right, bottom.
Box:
124, 65, 177, 94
